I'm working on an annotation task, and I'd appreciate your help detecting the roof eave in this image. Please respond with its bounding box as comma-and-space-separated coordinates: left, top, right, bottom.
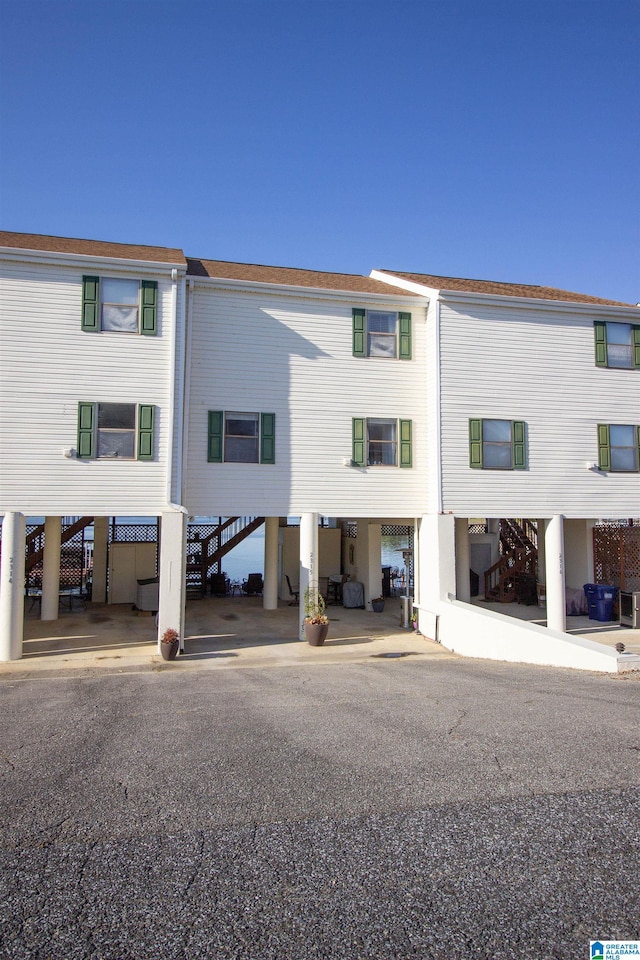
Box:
0, 245, 187, 274
371, 270, 639, 317
188, 271, 427, 304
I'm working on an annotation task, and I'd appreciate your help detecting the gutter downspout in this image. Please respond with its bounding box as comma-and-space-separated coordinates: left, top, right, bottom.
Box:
181, 278, 195, 505
158, 269, 188, 655
165, 267, 187, 514
435, 298, 443, 515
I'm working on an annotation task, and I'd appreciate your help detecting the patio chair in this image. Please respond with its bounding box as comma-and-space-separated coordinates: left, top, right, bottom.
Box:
242, 573, 264, 596
285, 575, 299, 606
210, 573, 229, 597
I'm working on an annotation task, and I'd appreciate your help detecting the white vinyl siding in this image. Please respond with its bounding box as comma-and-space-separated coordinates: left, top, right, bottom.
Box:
439, 299, 640, 518
185, 286, 428, 517
0, 260, 175, 515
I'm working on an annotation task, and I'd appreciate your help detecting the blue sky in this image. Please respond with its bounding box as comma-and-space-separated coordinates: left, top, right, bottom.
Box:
1, 0, 638, 302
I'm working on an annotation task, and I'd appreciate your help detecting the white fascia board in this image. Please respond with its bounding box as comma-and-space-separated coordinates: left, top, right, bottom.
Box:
189, 273, 427, 307
370, 269, 439, 301
0, 246, 187, 277
436, 288, 640, 320
371, 269, 639, 320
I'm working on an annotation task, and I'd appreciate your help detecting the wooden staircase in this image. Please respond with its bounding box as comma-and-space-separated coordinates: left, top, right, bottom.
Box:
186, 516, 265, 597
484, 519, 538, 602
25, 517, 94, 573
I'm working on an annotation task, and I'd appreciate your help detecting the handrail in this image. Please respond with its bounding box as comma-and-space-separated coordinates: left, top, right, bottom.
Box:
25, 517, 94, 572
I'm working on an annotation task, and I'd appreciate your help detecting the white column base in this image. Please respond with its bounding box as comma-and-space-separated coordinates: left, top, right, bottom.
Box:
0, 512, 26, 661
299, 513, 318, 640
455, 517, 471, 603
158, 511, 187, 653
92, 517, 109, 603
545, 515, 566, 633
263, 517, 279, 610
41, 516, 62, 621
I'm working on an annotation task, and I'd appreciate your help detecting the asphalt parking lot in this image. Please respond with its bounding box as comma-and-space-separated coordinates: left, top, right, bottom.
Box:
1, 656, 639, 959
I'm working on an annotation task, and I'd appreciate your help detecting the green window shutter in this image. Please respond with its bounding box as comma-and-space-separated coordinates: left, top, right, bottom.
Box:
352, 308, 366, 357
140, 280, 158, 336
633, 325, 640, 369
399, 419, 412, 467
597, 424, 611, 471
469, 419, 483, 468
512, 420, 526, 469
208, 411, 223, 463
77, 402, 96, 458
636, 425, 640, 471
81, 276, 100, 332
398, 312, 412, 360
260, 413, 276, 464
352, 418, 365, 466
594, 321, 607, 366
137, 404, 155, 460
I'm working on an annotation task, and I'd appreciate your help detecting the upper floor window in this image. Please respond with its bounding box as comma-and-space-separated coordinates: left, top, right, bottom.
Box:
598, 424, 640, 472
469, 419, 526, 470
77, 402, 155, 460
352, 309, 412, 359
594, 321, 640, 369
207, 411, 275, 464
352, 417, 412, 467
82, 276, 158, 335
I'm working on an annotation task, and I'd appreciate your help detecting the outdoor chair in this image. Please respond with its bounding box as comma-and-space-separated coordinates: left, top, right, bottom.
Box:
285, 575, 299, 605
210, 573, 229, 597
327, 574, 348, 605
242, 573, 264, 596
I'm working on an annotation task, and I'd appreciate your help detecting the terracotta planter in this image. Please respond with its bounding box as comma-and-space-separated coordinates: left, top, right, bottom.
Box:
161, 639, 179, 661
305, 621, 329, 646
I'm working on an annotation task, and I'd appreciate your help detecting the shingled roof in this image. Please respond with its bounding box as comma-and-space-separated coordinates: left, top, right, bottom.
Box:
1, 231, 633, 306
0, 231, 186, 266
375, 270, 634, 307
187, 258, 421, 297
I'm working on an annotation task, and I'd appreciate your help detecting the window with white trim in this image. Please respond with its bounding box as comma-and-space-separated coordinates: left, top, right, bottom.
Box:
597, 424, 640, 472
207, 411, 276, 464
82, 276, 158, 335
77, 402, 155, 460
594, 320, 640, 369
469, 419, 527, 470
351, 418, 412, 467
352, 308, 412, 359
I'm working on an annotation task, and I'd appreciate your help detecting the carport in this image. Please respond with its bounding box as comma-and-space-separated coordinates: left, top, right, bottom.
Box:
9, 593, 439, 673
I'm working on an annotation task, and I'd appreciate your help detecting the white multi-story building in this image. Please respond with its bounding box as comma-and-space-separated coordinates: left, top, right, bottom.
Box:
1, 230, 638, 670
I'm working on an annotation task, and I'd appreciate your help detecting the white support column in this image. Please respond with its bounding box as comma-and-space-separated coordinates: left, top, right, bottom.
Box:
417, 513, 456, 611
585, 519, 596, 584
455, 517, 471, 603
158, 511, 187, 653
92, 517, 109, 603
364, 523, 382, 609
536, 519, 546, 587
545, 514, 566, 633
263, 517, 279, 610
411, 519, 420, 606
0, 512, 26, 661
41, 516, 62, 621
299, 512, 318, 640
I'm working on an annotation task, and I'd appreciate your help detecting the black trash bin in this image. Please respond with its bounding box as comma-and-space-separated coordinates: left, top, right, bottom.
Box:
583, 583, 618, 622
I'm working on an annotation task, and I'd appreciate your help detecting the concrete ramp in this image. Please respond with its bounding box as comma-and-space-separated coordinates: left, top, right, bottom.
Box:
428, 598, 640, 673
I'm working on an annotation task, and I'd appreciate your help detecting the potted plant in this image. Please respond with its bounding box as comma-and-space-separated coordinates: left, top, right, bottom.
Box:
303, 586, 329, 646
160, 627, 180, 661
371, 596, 385, 613
411, 613, 419, 632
